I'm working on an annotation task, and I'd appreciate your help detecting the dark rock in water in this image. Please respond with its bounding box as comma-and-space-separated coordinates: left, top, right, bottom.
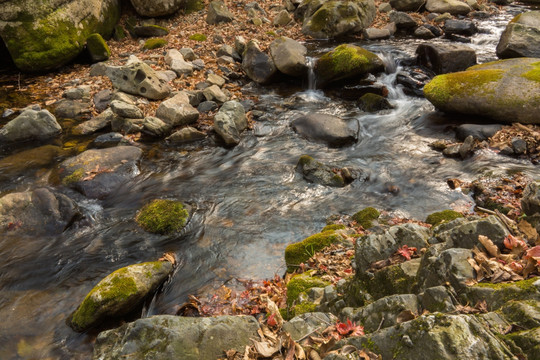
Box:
58, 146, 142, 199
414, 26, 436, 39
424, 23, 443, 36
296, 155, 367, 187
55, 99, 90, 119
133, 25, 169, 38
442, 144, 461, 158
396, 70, 431, 97
455, 124, 502, 141
291, 113, 358, 147
496, 11, 540, 59
444, 33, 472, 43
0, 188, 79, 236
166, 127, 206, 143
458, 135, 474, 159
512, 137, 527, 155
358, 93, 394, 112
416, 43, 476, 74
332, 83, 388, 100
443, 19, 478, 36
213, 100, 248, 146
93, 315, 260, 359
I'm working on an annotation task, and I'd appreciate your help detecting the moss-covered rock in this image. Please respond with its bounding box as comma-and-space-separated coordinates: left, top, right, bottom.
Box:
315, 44, 384, 87
86, 33, 110, 63
425, 209, 463, 226
322, 224, 346, 232
358, 93, 394, 112
189, 33, 207, 41
285, 230, 343, 271
352, 207, 380, 229
503, 327, 540, 360
0, 0, 120, 72
68, 259, 174, 332
466, 278, 540, 311
143, 38, 168, 50
136, 199, 189, 235
286, 271, 331, 306
301, 0, 377, 39
423, 58, 540, 124
358, 258, 421, 300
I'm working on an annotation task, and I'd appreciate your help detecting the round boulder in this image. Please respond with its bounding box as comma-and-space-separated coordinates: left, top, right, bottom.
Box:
496, 11, 540, 59
291, 113, 358, 147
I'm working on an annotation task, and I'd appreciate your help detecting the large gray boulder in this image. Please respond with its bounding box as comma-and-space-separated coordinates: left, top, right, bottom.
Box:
242, 40, 278, 84
416, 43, 476, 74
314, 44, 384, 87
93, 315, 260, 359
0, 108, 61, 143
496, 11, 540, 59
433, 215, 509, 250
206, 0, 234, 24
155, 93, 199, 127
291, 113, 358, 147
0, 0, 120, 71
425, 0, 471, 15
423, 57, 540, 124
339, 314, 515, 359
355, 223, 431, 273
130, 0, 183, 16
269, 37, 308, 77
0, 188, 79, 236
58, 146, 142, 199
68, 260, 174, 332
213, 100, 247, 146
416, 247, 475, 291
105, 61, 172, 100
301, 0, 377, 39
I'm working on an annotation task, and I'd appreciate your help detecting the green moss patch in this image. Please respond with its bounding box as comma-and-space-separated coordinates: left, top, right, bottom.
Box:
423, 69, 504, 107
521, 61, 540, 82
425, 210, 463, 226
285, 230, 342, 271
189, 33, 207, 41
322, 224, 346, 232
183, 0, 205, 13
86, 33, 111, 62
143, 38, 167, 50
62, 168, 85, 186
286, 271, 330, 306
352, 207, 380, 229
136, 199, 189, 234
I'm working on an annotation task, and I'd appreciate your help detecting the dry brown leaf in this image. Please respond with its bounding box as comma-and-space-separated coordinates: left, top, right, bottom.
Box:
396, 310, 417, 324
295, 343, 307, 360
309, 350, 322, 360
518, 219, 539, 243
253, 340, 280, 357
478, 235, 500, 258
340, 345, 358, 355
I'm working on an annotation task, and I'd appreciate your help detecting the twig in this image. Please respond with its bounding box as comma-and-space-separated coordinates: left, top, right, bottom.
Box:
515, 123, 534, 134
475, 206, 497, 215
17, 73, 21, 91
376, 316, 385, 332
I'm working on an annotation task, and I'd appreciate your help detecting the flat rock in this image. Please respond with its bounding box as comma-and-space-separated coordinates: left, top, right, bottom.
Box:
291, 113, 358, 147
426, 0, 471, 15
105, 61, 171, 100
417, 43, 477, 74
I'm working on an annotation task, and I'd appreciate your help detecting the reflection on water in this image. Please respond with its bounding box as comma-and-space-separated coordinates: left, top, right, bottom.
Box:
0, 7, 539, 359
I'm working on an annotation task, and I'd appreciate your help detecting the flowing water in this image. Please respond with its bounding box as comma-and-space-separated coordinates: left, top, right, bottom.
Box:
0, 5, 539, 359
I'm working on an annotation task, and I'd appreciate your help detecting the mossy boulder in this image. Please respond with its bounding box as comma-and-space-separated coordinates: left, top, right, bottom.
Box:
0, 0, 120, 72
358, 93, 393, 112
496, 11, 540, 59
285, 230, 344, 271
68, 259, 174, 332
286, 271, 331, 306
423, 57, 540, 124
143, 38, 168, 50
351, 207, 380, 229
358, 258, 421, 300
425, 209, 463, 226
314, 44, 384, 87
136, 199, 189, 235
465, 278, 540, 311
503, 327, 540, 359
296, 155, 346, 187
86, 33, 110, 63
189, 33, 207, 41
301, 0, 377, 39
93, 315, 259, 359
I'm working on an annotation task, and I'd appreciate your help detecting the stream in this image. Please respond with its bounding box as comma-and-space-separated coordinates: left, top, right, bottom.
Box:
1, 4, 539, 359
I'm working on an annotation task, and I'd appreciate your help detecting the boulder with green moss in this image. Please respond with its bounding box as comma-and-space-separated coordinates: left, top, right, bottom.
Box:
300, 0, 377, 39
351, 207, 380, 229
57, 146, 143, 199
285, 231, 344, 271
136, 199, 189, 235
425, 209, 463, 226
0, 0, 120, 72
93, 315, 259, 359
496, 11, 540, 59
296, 155, 365, 187
286, 271, 331, 306
68, 259, 174, 332
358, 258, 421, 300
314, 44, 384, 87
134, 25, 169, 38
338, 313, 515, 359
86, 33, 110, 63
433, 215, 509, 249
130, 0, 183, 17
357, 93, 393, 112
143, 38, 168, 50
355, 223, 430, 273
423, 57, 540, 124
465, 278, 540, 311
503, 327, 540, 359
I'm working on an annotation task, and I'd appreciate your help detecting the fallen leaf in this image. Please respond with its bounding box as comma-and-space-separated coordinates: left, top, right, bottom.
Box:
396, 310, 417, 324
478, 235, 500, 258
253, 340, 280, 357
518, 219, 538, 243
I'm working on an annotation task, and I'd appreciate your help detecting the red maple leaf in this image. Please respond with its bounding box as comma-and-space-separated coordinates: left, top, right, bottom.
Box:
397, 245, 417, 260
525, 245, 540, 260
503, 235, 528, 251
336, 319, 365, 337
267, 313, 277, 327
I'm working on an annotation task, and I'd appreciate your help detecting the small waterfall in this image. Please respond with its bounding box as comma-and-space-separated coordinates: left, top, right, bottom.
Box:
306, 56, 317, 90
